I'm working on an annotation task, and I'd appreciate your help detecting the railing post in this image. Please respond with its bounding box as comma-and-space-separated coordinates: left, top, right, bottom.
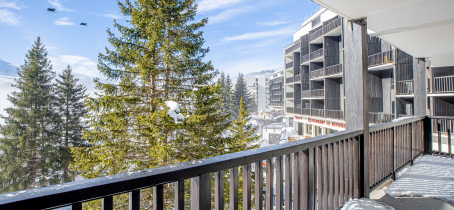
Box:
308, 148, 315, 210
191, 173, 211, 210
423, 116, 433, 154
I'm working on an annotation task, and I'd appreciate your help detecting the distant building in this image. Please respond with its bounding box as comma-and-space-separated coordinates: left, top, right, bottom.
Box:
246, 76, 268, 112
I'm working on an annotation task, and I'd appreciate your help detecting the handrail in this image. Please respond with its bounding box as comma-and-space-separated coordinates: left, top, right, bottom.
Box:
325, 63, 342, 76
323, 17, 341, 34
310, 48, 323, 60
309, 27, 323, 42
285, 41, 301, 55
285, 61, 294, 69
396, 80, 414, 95
368, 50, 393, 67
301, 54, 310, 64
434, 75, 454, 93
310, 68, 324, 79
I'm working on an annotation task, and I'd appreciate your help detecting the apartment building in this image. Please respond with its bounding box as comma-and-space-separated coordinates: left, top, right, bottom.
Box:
246, 76, 269, 112
282, 8, 434, 138
267, 69, 285, 109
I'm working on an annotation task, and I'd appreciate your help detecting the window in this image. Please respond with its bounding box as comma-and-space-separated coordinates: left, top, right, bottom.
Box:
306, 124, 312, 135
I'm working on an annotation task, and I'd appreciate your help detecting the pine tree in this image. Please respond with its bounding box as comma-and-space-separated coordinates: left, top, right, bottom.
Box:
225, 74, 234, 116
0, 37, 62, 193
70, 0, 231, 209
229, 97, 260, 152
55, 65, 87, 183
232, 73, 253, 119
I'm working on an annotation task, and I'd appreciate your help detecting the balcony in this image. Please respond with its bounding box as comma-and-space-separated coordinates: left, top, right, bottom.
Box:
294, 107, 301, 114
285, 61, 293, 69
310, 68, 324, 80
369, 112, 395, 124
325, 63, 343, 76
326, 110, 344, 120
310, 48, 323, 61
302, 90, 311, 98
311, 89, 324, 98
301, 54, 310, 64
273, 90, 282, 95
323, 17, 342, 35
397, 80, 414, 95
286, 106, 294, 113
368, 50, 394, 68
271, 96, 281, 101
285, 77, 294, 84
270, 101, 284, 106
294, 75, 301, 82
311, 108, 324, 117
309, 27, 323, 42
302, 108, 311, 115
434, 75, 454, 93
285, 92, 293, 98
1, 116, 451, 210
285, 40, 301, 55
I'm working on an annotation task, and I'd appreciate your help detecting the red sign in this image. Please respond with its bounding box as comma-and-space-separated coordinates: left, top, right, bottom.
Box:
295, 116, 302, 120
308, 118, 346, 129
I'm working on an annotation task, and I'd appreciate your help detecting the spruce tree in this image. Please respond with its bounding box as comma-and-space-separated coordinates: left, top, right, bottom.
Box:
229, 97, 260, 152
225, 74, 234, 116
70, 0, 230, 208
232, 73, 253, 119
55, 65, 87, 183
0, 37, 61, 193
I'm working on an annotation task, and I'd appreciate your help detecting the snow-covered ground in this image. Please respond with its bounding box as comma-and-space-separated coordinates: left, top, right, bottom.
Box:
386, 155, 454, 204
341, 198, 395, 210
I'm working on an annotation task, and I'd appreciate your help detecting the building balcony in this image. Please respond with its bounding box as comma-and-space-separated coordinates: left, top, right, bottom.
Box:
285, 61, 293, 69
397, 80, 414, 95
434, 75, 454, 93
301, 54, 310, 64
285, 92, 294, 98
369, 112, 395, 124
368, 50, 394, 69
302, 90, 311, 98
311, 108, 324, 117
285, 40, 301, 55
310, 48, 324, 61
285, 77, 294, 84
270, 101, 284, 106
309, 27, 323, 43
311, 89, 324, 98
286, 106, 294, 113
302, 108, 311, 115
294, 75, 301, 82
310, 68, 324, 80
326, 110, 344, 120
325, 63, 343, 77
323, 16, 342, 35
294, 107, 301, 115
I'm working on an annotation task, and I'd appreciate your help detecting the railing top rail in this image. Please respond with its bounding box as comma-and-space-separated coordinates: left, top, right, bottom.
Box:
434, 75, 454, 78
397, 79, 414, 82
284, 40, 301, 50
427, 115, 454, 120
369, 115, 425, 132
312, 48, 323, 53
368, 50, 393, 57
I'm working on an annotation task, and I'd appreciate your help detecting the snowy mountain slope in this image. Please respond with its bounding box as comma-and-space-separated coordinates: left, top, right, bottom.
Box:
0, 59, 19, 77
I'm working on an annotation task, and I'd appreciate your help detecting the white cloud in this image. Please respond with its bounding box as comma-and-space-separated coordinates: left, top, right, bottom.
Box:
222, 24, 299, 42
48, 0, 73, 12
54, 17, 73, 26
231, 37, 286, 54
218, 57, 282, 79
50, 55, 99, 77
257, 20, 290, 26
101, 11, 123, 19
0, 8, 20, 26
209, 6, 252, 24
197, 0, 243, 13
0, 0, 22, 10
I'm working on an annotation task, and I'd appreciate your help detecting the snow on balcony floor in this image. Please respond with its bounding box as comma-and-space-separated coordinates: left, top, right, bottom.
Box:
341, 198, 395, 210
386, 155, 454, 205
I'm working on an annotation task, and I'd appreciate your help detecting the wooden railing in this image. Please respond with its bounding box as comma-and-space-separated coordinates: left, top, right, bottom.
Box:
434, 75, 454, 93
310, 48, 324, 60
311, 89, 324, 98
325, 64, 343, 76
368, 50, 394, 67
397, 80, 414, 95
369, 112, 395, 124
285, 41, 301, 55
326, 110, 344, 120
0, 116, 448, 210
323, 17, 342, 34
301, 54, 310, 64
310, 68, 324, 79
285, 61, 293, 69
309, 27, 323, 42
311, 108, 324, 118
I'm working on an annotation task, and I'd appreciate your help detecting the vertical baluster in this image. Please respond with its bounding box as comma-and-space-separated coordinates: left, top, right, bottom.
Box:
373, 132, 377, 185
317, 147, 322, 210
129, 189, 140, 210
72, 203, 82, 210
300, 150, 309, 210
292, 153, 299, 210
244, 164, 252, 210
191, 173, 211, 210
230, 167, 239, 210
353, 137, 359, 199
392, 126, 396, 180
328, 144, 334, 210
348, 138, 353, 199
382, 130, 385, 180
215, 172, 224, 210
154, 185, 164, 210
339, 141, 344, 206
448, 123, 452, 158
255, 161, 263, 210
334, 142, 339, 210
438, 121, 442, 153
102, 196, 113, 210
322, 145, 328, 210
344, 139, 349, 202
266, 159, 274, 210
276, 156, 284, 210
285, 154, 292, 210
370, 133, 373, 186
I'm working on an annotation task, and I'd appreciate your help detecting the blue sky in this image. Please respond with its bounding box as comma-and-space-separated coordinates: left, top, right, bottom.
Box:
0, 0, 319, 79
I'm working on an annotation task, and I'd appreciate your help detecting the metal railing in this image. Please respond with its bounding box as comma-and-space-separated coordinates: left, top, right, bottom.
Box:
397, 80, 414, 95
1, 116, 450, 210
302, 90, 311, 98
295, 75, 301, 82
294, 108, 302, 115
285, 41, 301, 55
311, 108, 324, 117
310, 68, 324, 79
309, 27, 323, 42
302, 108, 311, 116
286, 107, 294, 113
311, 89, 324, 98
286, 92, 294, 98
326, 110, 344, 120
310, 48, 324, 60
434, 75, 454, 93
285, 61, 293, 69
368, 50, 394, 67
369, 112, 395, 124
301, 54, 310, 64
286, 77, 294, 84
303, 6, 323, 23
325, 63, 343, 76
271, 96, 281, 101
270, 101, 284, 106
323, 17, 342, 34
